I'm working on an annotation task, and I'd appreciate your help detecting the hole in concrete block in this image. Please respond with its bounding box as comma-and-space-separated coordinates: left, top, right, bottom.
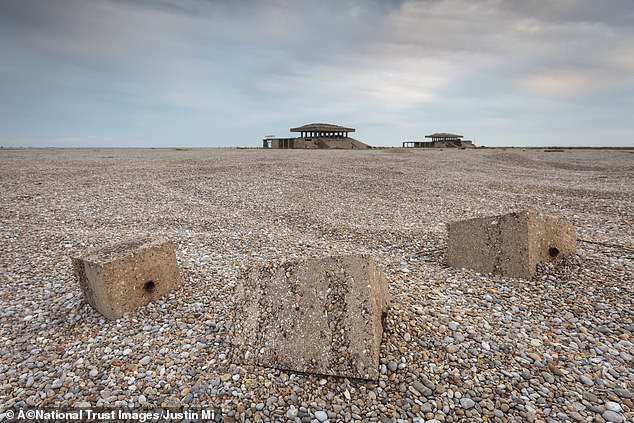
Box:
548, 247, 560, 258
143, 280, 156, 294
381, 310, 390, 334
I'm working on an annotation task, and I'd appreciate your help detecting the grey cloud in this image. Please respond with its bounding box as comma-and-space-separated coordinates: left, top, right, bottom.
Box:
498, 0, 634, 27
0, 0, 204, 62
1, 0, 632, 147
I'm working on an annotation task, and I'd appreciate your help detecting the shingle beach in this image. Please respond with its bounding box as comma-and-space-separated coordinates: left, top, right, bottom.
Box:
0, 148, 632, 422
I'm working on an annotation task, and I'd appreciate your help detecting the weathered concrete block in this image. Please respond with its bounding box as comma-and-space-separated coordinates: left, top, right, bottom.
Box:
232, 255, 389, 380
72, 236, 180, 320
447, 210, 577, 278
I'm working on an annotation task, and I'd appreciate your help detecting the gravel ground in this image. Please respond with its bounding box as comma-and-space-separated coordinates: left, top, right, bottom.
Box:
0, 147, 632, 423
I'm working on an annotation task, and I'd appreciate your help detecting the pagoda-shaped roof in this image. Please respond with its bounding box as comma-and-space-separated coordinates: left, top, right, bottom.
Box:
291, 123, 355, 133
425, 133, 463, 139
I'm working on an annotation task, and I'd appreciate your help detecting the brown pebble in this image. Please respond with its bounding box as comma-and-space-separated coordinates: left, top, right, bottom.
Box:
446, 344, 460, 354
548, 363, 564, 376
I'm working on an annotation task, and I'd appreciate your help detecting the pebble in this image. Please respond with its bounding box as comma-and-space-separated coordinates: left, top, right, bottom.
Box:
314, 410, 328, 422
460, 398, 475, 409
287, 406, 298, 419
579, 375, 594, 386
570, 411, 584, 422
602, 410, 624, 423
605, 402, 622, 412
446, 344, 459, 354
615, 387, 632, 399
411, 381, 432, 397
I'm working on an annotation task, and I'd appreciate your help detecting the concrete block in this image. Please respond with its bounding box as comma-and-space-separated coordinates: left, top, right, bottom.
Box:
447, 210, 577, 278
232, 255, 389, 380
72, 236, 180, 320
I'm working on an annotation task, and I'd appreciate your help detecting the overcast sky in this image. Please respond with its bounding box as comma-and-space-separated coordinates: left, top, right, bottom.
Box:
1, 0, 633, 148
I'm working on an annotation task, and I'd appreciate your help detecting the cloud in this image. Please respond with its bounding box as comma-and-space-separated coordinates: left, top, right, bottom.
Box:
0, 0, 633, 147
254, 54, 454, 109
0, 1, 201, 63
498, 0, 634, 27
517, 68, 615, 98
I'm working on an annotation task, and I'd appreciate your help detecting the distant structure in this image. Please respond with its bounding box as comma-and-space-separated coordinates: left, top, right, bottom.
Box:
403, 133, 475, 148
263, 123, 370, 149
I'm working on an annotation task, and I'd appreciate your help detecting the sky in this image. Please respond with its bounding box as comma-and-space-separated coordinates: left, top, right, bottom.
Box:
1, 0, 633, 148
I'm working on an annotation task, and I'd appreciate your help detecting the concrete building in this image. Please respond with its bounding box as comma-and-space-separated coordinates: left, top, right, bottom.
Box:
263, 123, 370, 149
403, 132, 475, 148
